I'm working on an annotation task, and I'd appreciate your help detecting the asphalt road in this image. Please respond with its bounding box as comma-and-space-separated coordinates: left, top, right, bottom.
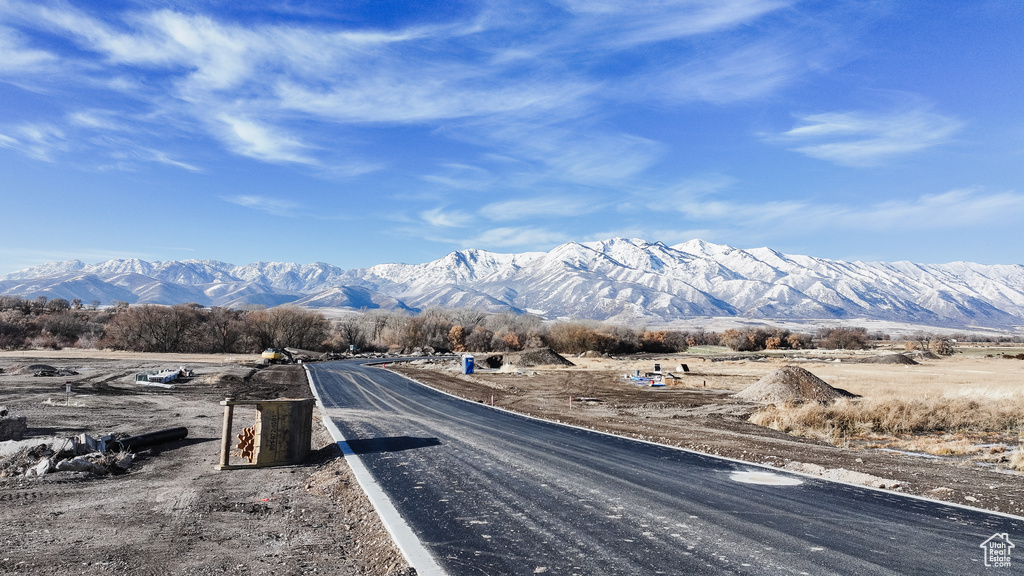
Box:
310, 361, 1024, 575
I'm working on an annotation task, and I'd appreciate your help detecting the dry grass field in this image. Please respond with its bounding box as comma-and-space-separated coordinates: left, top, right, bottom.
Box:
745, 353, 1024, 461
606, 347, 1024, 469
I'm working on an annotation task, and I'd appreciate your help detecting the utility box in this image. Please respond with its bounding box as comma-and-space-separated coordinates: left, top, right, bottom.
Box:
216, 397, 316, 470
462, 354, 475, 374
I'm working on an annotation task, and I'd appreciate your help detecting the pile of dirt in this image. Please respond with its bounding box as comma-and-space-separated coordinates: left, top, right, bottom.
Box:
4, 363, 80, 376
201, 366, 257, 386
857, 354, 919, 365
734, 366, 858, 404
503, 348, 575, 367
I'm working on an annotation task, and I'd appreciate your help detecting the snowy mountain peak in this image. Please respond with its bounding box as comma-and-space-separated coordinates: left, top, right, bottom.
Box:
672, 238, 732, 256
3, 260, 86, 280
2, 239, 1023, 329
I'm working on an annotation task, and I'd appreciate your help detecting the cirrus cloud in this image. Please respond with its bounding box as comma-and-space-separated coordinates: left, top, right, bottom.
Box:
771, 106, 962, 166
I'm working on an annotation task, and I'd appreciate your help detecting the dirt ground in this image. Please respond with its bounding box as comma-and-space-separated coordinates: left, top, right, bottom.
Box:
0, 353, 411, 576
391, 351, 1024, 517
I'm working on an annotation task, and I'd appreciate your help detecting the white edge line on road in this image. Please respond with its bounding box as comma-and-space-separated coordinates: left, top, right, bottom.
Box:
382, 363, 1024, 524
305, 365, 447, 576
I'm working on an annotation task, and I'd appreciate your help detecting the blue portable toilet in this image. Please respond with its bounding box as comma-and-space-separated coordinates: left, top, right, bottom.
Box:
462, 354, 475, 374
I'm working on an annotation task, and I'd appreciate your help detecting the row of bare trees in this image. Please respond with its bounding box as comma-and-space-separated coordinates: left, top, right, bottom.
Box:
102, 305, 330, 353
0, 296, 106, 349
0, 295, 978, 355
329, 309, 711, 355
0, 296, 330, 353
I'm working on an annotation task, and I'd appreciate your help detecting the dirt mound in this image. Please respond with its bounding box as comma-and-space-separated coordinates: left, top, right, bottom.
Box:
502, 348, 575, 367
2, 363, 52, 375
735, 366, 858, 404
201, 367, 257, 387
202, 372, 244, 385
858, 354, 919, 365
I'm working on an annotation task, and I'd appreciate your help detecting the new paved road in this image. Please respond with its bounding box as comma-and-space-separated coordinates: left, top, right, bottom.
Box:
310, 361, 1024, 575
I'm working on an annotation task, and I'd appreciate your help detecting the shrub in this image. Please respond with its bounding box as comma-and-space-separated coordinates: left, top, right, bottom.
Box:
721, 327, 804, 352
817, 327, 869, 350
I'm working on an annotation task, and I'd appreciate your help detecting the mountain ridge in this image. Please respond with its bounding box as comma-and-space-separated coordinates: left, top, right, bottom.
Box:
2, 238, 1023, 329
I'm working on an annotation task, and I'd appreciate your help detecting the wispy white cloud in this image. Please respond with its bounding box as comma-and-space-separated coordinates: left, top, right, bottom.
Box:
469, 122, 665, 185
0, 123, 65, 160
66, 110, 205, 172
0, 25, 56, 72
664, 186, 1024, 233
0, 0, 882, 248
846, 188, 1024, 230
461, 226, 568, 249
68, 110, 122, 131
0, 0, 799, 178
144, 149, 202, 172
421, 163, 495, 191
421, 207, 475, 228
216, 114, 315, 165
223, 195, 301, 216
557, 0, 792, 47
772, 106, 962, 166
642, 42, 797, 104
274, 74, 593, 124
482, 196, 602, 221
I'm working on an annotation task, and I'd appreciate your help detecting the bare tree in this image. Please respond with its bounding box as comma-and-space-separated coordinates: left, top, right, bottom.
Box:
101, 304, 201, 352
198, 307, 246, 353
245, 307, 330, 351
334, 316, 368, 350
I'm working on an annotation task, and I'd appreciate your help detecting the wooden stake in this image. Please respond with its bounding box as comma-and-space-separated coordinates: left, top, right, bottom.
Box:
217, 397, 234, 470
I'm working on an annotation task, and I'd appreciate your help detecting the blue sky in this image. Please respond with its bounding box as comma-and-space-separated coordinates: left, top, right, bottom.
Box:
1, 0, 1023, 274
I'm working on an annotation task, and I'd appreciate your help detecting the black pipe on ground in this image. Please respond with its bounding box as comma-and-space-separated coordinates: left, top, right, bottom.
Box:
110, 427, 188, 452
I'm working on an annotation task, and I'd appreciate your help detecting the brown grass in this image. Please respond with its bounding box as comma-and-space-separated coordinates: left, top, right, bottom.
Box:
1011, 449, 1024, 471
750, 395, 1024, 439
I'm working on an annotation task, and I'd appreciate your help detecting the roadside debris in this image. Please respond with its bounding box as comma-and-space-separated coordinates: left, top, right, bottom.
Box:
134, 366, 195, 388
783, 461, 903, 490
109, 427, 188, 452
624, 370, 666, 387
0, 427, 187, 479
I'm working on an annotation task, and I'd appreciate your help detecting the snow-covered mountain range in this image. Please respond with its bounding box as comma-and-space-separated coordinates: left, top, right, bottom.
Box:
3, 238, 1023, 329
